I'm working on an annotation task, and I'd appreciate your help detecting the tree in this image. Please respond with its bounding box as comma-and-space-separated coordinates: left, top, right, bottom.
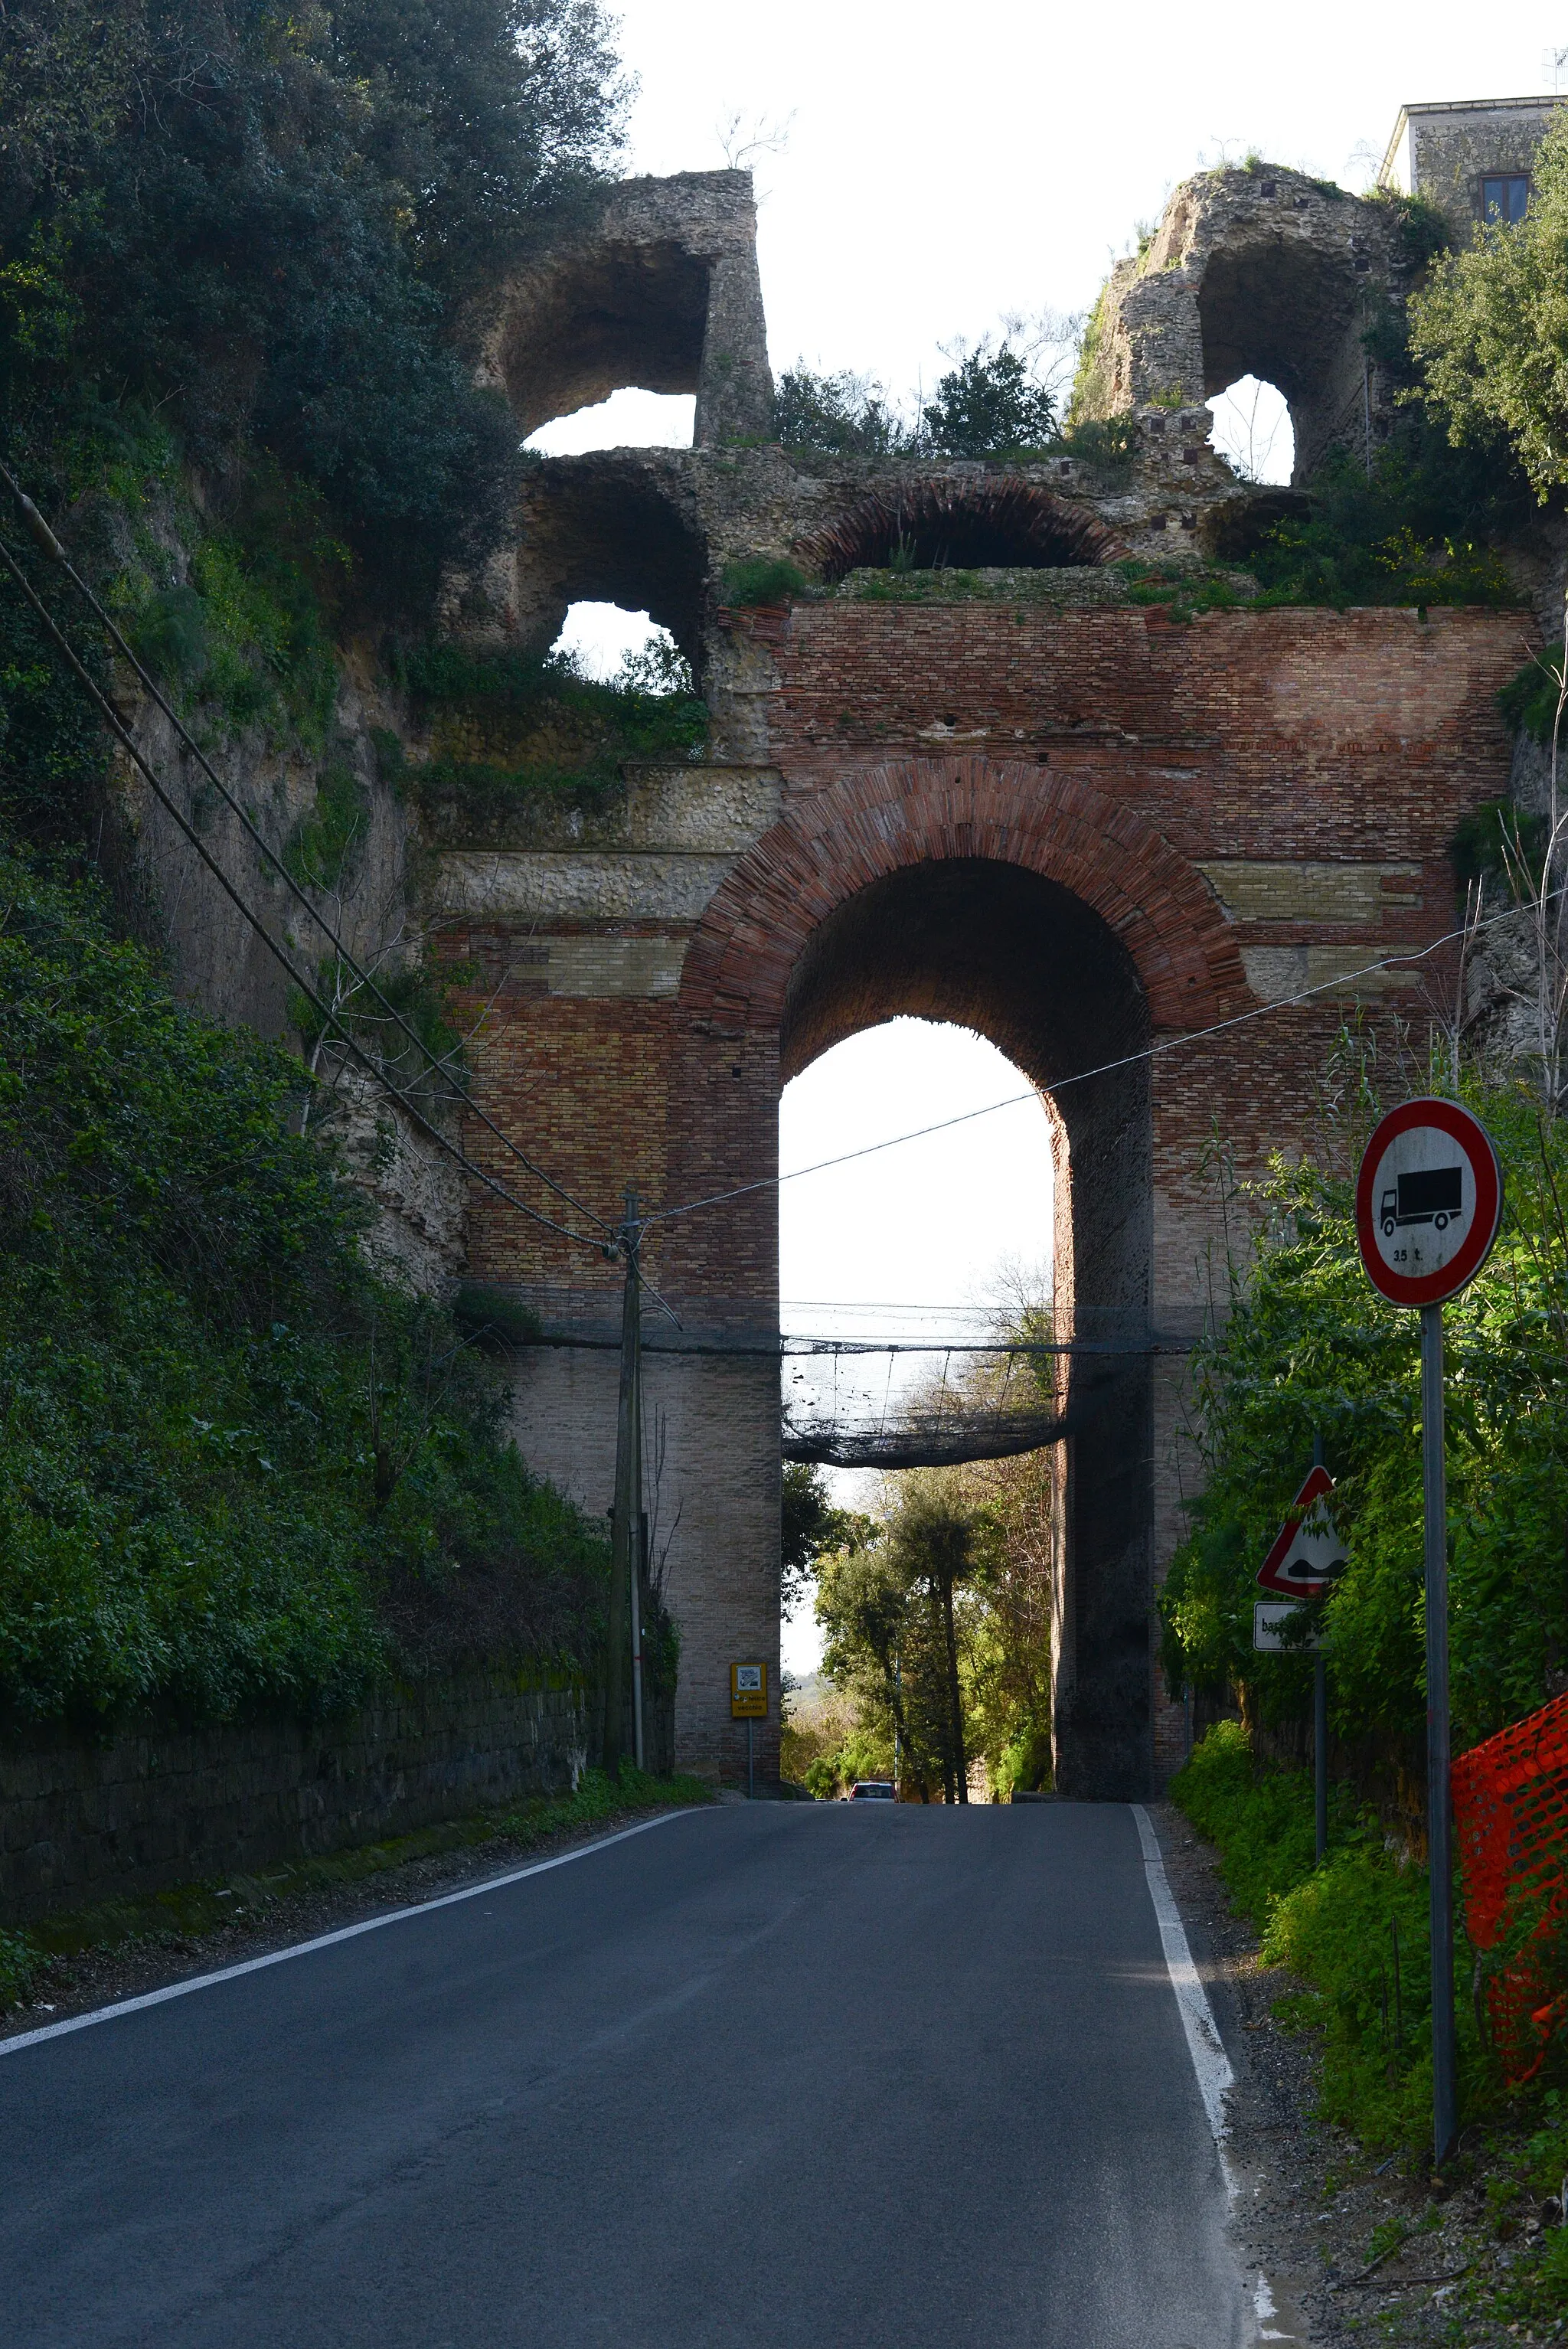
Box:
962, 1449, 1055, 1795
921, 341, 1058, 457
0, 0, 629, 589
772, 364, 912, 456
1408, 109, 1568, 502
780, 1460, 871, 1619
885, 1477, 978, 1801
1156, 1058, 1568, 1765
816, 1535, 924, 1792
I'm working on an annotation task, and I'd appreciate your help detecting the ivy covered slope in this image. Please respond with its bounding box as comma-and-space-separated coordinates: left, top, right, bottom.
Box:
0, 0, 644, 1730
401, 636, 708, 846
0, 847, 610, 1727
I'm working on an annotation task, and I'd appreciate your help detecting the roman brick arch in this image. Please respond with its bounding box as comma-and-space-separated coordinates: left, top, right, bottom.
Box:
680, 756, 1247, 1034
792, 482, 1127, 582
680, 756, 1244, 1797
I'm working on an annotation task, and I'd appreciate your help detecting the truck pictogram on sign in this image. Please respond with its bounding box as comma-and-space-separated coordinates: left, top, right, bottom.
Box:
1355, 1098, 1503, 1309
1380, 1167, 1463, 1238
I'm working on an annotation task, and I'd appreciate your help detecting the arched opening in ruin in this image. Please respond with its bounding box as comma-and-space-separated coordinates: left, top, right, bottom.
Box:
776, 854, 1154, 1797
795, 480, 1125, 581
1207, 374, 1295, 486
511, 458, 709, 675
1196, 237, 1364, 484
777, 1016, 1055, 1690
492, 241, 711, 439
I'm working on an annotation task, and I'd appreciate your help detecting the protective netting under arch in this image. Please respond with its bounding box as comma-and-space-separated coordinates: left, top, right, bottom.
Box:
779, 1339, 1143, 1469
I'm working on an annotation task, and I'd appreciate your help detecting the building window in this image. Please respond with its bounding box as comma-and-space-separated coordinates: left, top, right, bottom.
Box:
1481, 173, 1530, 225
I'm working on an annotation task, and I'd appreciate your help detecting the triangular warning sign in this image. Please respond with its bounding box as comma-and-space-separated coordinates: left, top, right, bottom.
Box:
1256, 1465, 1346, 1596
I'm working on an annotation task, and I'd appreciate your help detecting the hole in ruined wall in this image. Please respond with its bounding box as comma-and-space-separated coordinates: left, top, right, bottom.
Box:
519, 464, 709, 675
795, 480, 1125, 583
497, 242, 710, 438
781, 858, 1148, 1092
550, 603, 692, 691
1207, 376, 1295, 487
1197, 235, 1359, 486
526, 390, 696, 458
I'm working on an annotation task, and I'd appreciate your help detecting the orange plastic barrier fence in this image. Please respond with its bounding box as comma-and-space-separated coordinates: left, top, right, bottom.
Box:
1452, 1691, 1568, 2084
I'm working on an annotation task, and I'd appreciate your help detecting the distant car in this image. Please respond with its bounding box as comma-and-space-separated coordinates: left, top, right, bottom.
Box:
848, 1781, 895, 1802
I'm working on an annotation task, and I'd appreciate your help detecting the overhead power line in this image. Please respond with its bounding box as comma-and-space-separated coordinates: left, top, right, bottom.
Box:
646, 894, 1545, 1231
0, 528, 606, 1259
0, 468, 607, 1240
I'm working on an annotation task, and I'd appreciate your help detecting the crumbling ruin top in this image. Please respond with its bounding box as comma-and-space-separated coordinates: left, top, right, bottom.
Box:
1073, 165, 1416, 482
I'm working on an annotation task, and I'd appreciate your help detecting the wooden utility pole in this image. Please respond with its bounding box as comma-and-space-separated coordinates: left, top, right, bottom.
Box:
606, 1188, 645, 1776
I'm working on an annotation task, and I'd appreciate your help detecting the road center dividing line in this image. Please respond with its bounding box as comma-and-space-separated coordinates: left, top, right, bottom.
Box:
1132, 1803, 1235, 2164
0, 1808, 704, 2060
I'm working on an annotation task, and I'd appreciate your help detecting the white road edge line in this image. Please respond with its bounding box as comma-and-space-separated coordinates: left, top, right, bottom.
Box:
1132, 1802, 1235, 2176
0, 1807, 702, 2058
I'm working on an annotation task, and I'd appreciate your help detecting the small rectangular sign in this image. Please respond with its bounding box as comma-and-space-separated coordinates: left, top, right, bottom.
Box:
1253, 1601, 1321, 1653
730, 1661, 767, 1717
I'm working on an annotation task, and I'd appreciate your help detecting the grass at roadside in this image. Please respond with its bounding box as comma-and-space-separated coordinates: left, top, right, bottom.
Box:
1171, 1721, 1475, 2148
0, 1767, 712, 2021
1172, 1720, 1568, 2336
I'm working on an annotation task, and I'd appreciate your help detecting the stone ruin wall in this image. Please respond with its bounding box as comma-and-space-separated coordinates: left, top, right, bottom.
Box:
100, 144, 1554, 1793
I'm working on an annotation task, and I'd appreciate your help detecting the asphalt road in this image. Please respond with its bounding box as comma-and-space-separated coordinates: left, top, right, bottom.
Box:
1, 1801, 1251, 2348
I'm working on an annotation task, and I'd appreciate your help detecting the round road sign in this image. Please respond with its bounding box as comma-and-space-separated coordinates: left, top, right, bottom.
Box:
1354, 1097, 1502, 1308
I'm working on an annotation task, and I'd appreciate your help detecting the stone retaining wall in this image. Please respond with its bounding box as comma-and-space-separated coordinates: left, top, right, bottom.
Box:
0, 1671, 671, 1924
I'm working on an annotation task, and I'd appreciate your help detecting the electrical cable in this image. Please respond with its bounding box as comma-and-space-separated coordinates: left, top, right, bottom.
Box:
647, 889, 1554, 1229
17, 467, 1539, 1282
0, 530, 607, 1259
0, 468, 608, 1237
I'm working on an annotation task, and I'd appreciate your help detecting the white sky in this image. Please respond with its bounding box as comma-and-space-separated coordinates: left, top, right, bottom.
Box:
777, 1021, 1054, 1676
528, 2, 1566, 1668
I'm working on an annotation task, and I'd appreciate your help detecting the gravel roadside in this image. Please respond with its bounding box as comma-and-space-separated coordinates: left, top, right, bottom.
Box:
1152, 1799, 1559, 2349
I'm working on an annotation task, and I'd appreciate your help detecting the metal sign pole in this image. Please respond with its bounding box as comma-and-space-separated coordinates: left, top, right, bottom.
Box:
1314, 1652, 1328, 1864
1354, 1097, 1501, 2175
1312, 1433, 1328, 1864
1423, 1300, 1457, 2166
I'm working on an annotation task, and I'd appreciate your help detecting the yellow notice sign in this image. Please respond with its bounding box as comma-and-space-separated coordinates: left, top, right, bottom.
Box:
730, 1661, 767, 1718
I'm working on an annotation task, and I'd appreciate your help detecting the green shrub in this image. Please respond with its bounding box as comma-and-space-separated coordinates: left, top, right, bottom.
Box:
1057, 413, 1137, 478
1262, 1836, 1456, 2151
1171, 1723, 1489, 2151
283, 761, 370, 892
0, 1928, 44, 2013
400, 639, 707, 839
450, 1283, 544, 1348
1168, 1720, 1321, 1923
1498, 650, 1566, 746
719, 556, 812, 606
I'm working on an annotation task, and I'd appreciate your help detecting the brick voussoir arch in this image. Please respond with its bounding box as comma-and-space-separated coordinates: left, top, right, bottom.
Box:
680, 756, 1246, 1031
